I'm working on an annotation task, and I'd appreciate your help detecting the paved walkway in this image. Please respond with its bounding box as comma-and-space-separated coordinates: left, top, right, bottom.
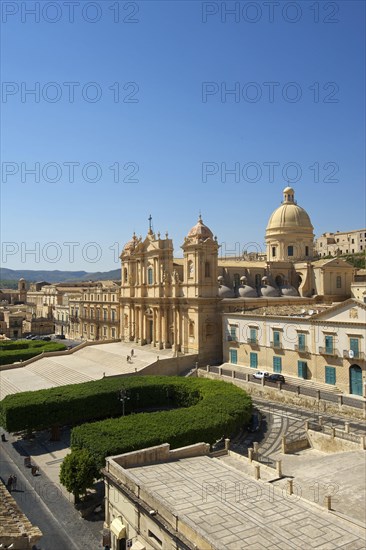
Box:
0, 342, 174, 398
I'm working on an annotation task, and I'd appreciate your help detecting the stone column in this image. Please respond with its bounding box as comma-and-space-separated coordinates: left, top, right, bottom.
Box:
140, 307, 144, 344
157, 308, 162, 349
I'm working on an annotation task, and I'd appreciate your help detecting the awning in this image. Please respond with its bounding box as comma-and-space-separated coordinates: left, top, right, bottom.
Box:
110, 518, 126, 539
131, 542, 146, 550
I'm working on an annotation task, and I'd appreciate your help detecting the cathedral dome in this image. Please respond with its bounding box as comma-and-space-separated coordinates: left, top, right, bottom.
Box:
260, 276, 281, 297
280, 279, 299, 296
122, 233, 138, 254
238, 276, 257, 298
266, 187, 313, 232
217, 276, 235, 298
187, 215, 213, 241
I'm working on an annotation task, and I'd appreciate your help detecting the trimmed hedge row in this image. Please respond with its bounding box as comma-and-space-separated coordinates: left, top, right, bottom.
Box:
0, 340, 67, 365
0, 376, 200, 432
70, 377, 252, 469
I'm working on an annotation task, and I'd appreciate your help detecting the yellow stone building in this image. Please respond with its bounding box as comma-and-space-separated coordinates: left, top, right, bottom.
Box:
223, 298, 366, 396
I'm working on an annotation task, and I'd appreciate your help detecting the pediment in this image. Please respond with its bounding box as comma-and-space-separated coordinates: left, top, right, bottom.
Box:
312, 299, 366, 323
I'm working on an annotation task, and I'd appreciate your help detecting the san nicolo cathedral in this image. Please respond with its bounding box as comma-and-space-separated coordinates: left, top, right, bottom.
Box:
120, 187, 355, 364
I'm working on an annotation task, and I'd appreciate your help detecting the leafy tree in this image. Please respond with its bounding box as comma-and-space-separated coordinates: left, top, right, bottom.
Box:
59, 449, 99, 503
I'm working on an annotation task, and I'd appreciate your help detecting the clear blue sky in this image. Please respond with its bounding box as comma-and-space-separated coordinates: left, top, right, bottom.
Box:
1, 0, 365, 271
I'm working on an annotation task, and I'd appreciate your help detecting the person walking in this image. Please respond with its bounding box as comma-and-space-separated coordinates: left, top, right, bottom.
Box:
127, 355, 130, 363
6, 475, 13, 492
131, 349, 134, 358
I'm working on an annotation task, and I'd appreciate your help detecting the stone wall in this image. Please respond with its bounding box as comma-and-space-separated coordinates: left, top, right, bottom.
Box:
198, 369, 366, 421
307, 430, 365, 453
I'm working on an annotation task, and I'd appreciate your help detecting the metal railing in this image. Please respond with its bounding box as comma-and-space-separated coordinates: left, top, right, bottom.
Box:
295, 344, 310, 353
319, 346, 339, 357
270, 341, 283, 349
343, 350, 365, 360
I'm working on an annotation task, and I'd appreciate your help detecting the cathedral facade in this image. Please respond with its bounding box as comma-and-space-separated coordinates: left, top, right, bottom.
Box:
120, 187, 355, 363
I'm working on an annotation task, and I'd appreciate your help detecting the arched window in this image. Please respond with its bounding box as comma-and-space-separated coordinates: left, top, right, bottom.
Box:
287, 245, 294, 257
188, 260, 194, 278
123, 268, 128, 283
305, 246, 309, 257
272, 246, 276, 258
189, 321, 195, 338
147, 267, 153, 285
205, 261, 210, 278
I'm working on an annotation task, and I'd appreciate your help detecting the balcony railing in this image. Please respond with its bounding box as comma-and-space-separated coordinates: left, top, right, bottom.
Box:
54, 319, 69, 326
227, 335, 238, 342
343, 349, 365, 361
295, 344, 310, 354
319, 346, 339, 357
270, 341, 283, 349
247, 338, 258, 345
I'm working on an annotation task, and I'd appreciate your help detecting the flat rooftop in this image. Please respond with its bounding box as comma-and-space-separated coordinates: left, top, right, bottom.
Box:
123, 454, 365, 549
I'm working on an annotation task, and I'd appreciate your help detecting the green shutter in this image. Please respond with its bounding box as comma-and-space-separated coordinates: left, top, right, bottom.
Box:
325, 366, 336, 385
325, 335, 333, 353
298, 333, 305, 350
230, 349, 237, 364
273, 356, 282, 373
273, 331, 280, 345
350, 338, 359, 357
250, 352, 258, 368
298, 361, 307, 379
250, 328, 257, 342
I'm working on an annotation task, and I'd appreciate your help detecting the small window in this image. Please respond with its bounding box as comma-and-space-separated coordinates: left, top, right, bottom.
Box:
336, 276, 342, 288
112, 328, 116, 338
305, 246, 309, 256
147, 268, 153, 285
103, 327, 107, 336
123, 268, 128, 283
272, 247, 276, 257
148, 530, 162, 547
189, 321, 195, 338
205, 261, 210, 277
351, 239, 354, 244
229, 325, 237, 341
287, 245, 294, 257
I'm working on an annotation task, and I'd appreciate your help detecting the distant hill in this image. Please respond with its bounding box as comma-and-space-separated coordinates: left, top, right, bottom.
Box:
0, 268, 121, 286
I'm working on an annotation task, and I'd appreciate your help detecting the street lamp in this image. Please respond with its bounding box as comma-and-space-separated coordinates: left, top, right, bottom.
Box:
118, 387, 130, 416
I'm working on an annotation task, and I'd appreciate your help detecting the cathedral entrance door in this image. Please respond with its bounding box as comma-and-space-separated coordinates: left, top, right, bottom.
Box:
148, 320, 153, 344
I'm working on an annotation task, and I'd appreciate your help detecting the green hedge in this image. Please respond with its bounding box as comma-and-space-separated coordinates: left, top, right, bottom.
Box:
0, 340, 66, 365
70, 377, 252, 469
0, 376, 199, 432
0, 376, 252, 471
